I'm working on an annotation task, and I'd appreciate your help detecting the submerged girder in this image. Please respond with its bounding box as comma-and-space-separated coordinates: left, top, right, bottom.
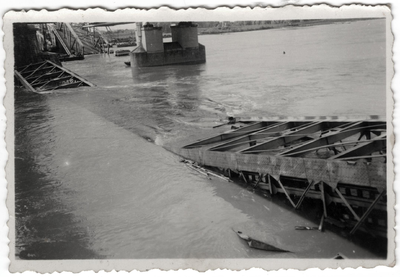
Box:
15, 60, 95, 93
175, 119, 388, 238
185, 120, 386, 162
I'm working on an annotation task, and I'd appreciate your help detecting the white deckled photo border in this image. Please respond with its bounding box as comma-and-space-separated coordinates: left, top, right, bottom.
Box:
1, 3, 397, 274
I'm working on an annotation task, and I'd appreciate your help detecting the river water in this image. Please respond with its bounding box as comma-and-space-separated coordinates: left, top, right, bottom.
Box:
15, 19, 387, 259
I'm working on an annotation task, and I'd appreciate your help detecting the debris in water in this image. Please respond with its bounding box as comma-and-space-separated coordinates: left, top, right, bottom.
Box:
233, 229, 290, 252
333, 252, 347, 259
213, 116, 237, 128
295, 226, 318, 231
182, 159, 231, 182
114, 49, 130, 56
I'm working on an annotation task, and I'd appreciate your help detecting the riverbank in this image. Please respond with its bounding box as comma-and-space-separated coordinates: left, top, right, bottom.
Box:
198, 18, 381, 35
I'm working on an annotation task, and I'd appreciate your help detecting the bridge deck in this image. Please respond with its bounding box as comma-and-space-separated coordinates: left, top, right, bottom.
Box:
174, 120, 387, 237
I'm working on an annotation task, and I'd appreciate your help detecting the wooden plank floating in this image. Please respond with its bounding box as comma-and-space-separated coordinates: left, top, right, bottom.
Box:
14, 60, 94, 93
174, 120, 387, 237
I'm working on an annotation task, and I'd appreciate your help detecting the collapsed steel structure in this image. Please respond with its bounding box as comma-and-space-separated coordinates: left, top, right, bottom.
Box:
14, 60, 94, 93
174, 120, 387, 237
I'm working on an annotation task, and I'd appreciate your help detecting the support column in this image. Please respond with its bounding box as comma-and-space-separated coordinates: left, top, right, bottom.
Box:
295, 180, 314, 209
268, 175, 276, 195
350, 189, 386, 235
135, 22, 143, 49
320, 182, 328, 218
277, 178, 296, 208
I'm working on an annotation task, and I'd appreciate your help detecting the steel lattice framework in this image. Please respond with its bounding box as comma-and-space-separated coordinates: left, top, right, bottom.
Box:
174, 120, 387, 237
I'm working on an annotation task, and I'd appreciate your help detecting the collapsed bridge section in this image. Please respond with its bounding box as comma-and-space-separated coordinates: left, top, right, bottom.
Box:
14, 60, 94, 93
176, 120, 387, 238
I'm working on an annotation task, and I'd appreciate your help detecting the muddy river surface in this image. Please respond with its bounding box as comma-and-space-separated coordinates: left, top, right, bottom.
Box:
15, 19, 386, 259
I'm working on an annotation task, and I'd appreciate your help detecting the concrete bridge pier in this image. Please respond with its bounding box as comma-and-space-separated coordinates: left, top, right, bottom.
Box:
130, 21, 206, 68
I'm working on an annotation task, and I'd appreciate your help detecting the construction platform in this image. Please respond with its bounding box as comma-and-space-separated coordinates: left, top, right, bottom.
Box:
173, 119, 387, 238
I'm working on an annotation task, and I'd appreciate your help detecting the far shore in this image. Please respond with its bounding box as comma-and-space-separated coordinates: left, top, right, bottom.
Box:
197, 17, 382, 35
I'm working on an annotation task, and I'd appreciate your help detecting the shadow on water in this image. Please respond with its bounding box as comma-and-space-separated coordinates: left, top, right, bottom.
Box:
15, 89, 101, 259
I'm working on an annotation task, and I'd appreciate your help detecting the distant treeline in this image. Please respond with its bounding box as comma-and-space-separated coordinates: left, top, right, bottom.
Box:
101, 29, 135, 42
142, 19, 373, 34
146, 21, 293, 32
97, 18, 379, 38
145, 22, 219, 33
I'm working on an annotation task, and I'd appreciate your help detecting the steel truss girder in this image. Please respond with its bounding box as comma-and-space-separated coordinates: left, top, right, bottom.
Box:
210, 121, 307, 152
279, 122, 379, 157
15, 60, 94, 93
254, 173, 386, 236
349, 189, 386, 235
242, 171, 386, 210
183, 121, 278, 148
240, 121, 349, 153
329, 134, 386, 160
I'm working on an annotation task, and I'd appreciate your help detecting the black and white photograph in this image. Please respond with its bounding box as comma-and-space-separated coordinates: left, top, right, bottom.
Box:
2, 3, 396, 274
